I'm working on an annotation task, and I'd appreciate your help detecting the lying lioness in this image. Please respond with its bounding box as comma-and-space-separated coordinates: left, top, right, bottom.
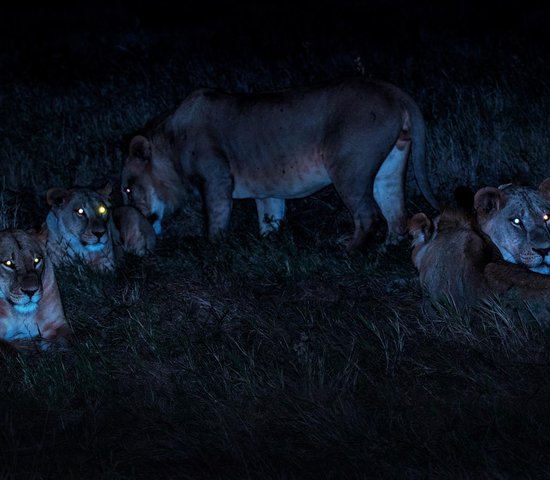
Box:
474, 178, 550, 275
409, 208, 550, 308
0, 229, 70, 350
121, 78, 439, 250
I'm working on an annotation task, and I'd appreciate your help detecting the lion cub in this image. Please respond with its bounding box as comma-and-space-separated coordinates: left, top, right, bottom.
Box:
0, 229, 70, 350
112, 205, 156, 256
44, 184, 155, 271
409, 209, 498, 308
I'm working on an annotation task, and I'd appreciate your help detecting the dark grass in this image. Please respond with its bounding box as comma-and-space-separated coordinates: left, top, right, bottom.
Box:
1, 2, 550, 478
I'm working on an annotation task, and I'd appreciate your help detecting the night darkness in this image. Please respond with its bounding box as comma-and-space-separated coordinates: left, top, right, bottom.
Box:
1, 1, 550, 479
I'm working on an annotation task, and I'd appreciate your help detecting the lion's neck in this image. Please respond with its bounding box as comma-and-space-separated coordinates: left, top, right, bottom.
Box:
150, 138, 185, 212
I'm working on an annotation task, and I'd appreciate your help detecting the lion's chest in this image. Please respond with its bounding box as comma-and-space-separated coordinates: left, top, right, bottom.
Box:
230, 149, 331, 199
0, 306, 40, 340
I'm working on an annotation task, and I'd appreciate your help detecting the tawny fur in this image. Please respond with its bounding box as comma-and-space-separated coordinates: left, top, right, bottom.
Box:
0, 229, 70, 350
121, 78, 438, 250
44, 186, 116, 271
409, 209, 499, 307
44, 186, 155, 271
474, 178, 550, 275
409, 208, 550, 308
112, 206, 156, 256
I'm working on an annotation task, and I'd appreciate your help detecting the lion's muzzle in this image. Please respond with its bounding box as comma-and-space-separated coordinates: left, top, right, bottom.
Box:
10, 274, 42, 313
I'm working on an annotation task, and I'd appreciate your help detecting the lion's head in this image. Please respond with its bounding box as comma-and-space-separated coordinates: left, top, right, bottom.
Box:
112, 205, 156, 256
45, 184, 115, 270
408, 209, 499, 307
0, 230, 47, 316
0, 229, 68, 345
474, 178, 550, 275
121, 134, 183, 236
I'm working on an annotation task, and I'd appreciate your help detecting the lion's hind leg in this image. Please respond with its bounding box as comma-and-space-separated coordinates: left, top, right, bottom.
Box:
331, 170, 379, 252
373, 143, 409, 246
255, 198, 286, 235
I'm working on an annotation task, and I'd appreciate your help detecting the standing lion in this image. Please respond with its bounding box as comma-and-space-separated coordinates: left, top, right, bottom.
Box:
121, 78, 439, 251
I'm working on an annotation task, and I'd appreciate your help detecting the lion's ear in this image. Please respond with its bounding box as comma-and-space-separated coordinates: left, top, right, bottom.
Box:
97, 182, 113, 199
128, 135, 152, 162
539, 178, 550, 199
46, 188, 70, 207
407, 213, 433, 244
474, 187, 506, 217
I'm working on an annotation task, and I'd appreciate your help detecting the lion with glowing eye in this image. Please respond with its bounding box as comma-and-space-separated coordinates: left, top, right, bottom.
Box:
409, 207, 550, 309
44, 184, 117, 271
474, 178, 550, 275
0, 229, 70, 349
44, 184, 156, 272
121, 78, 439, 250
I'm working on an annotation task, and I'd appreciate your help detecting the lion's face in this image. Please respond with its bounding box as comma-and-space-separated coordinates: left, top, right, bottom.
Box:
46, 186, 112, 253
475, 178, 550, 275
121, 135, 168, 236
0, 230, 47, 314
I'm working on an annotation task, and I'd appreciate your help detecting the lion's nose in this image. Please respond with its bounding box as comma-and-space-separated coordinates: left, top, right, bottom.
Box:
21, 287, 38, 299
92, 230, 105, 240
533, 247, 550, 257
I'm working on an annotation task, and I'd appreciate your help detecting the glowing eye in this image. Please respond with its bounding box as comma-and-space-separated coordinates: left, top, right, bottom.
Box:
98, 205, 107, 215
2, 260, 15, 269
34, 256, 41, 265
513, 218, 521, 225
76, 208, 85, 216
124, 188, 131, 194
544, 214, 549, 222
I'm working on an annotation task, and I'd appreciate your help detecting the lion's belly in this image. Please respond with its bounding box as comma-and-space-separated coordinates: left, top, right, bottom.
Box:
231, 157, 331, 199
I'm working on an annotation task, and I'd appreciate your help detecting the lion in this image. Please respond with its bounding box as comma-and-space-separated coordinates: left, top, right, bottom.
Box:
409, 208, 550, 308
474, 178, 550, 275
44, 185, 155, 271
112, 205, 156, 256
408, 209, 499, 307
0, 229, 70, 350
44, 184, 117, 271
121, 78, 439, 250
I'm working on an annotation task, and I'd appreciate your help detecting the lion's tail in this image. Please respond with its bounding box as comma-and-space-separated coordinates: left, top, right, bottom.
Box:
405, 92, 440, 212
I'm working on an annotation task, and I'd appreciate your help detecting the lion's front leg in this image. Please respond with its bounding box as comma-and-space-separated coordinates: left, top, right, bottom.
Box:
255, 198, 286, 235
202, 177, 233, 239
